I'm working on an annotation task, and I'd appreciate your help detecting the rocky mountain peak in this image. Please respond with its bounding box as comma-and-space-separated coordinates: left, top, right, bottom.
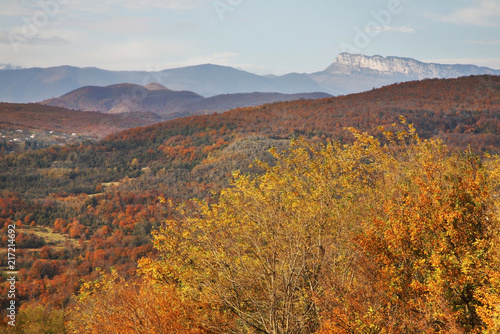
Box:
0, 64, 24, 70
325, 53, 500, 79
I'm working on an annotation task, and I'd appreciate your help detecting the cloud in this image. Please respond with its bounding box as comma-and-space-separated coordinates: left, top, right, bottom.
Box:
63, 17, 199, 36
0, 1, 65, 17
0, 0, 209, 17
118, 0, 210, 10
433, 0, 500, 27
0, 2, 33, 16
65, 39, 192, 70
0, 31, 71, 47
364, 25, 416, 34
0, 38, 187, 68
55, 0, 209, 13
67, 17, 157, 34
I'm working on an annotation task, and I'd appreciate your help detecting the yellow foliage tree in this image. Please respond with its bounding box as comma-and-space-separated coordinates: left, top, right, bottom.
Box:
144, 129, 394, 333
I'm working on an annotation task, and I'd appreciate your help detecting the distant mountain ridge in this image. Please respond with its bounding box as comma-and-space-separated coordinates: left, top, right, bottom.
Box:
40, 83, 331, 117
309, 53, 500, 95
1, 53, 499, 102
325, 53, 500, 79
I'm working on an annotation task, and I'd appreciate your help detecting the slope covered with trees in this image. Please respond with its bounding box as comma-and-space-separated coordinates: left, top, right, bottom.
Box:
0, 102, 158, 140
0, 75, 499, 332
69, 123, 500, 333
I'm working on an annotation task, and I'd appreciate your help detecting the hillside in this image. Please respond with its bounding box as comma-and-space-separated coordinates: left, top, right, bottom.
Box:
2, 75, 500, 196
183, 91, 332, 116
40, 83, 331, 116
0, 75, 499, 329
40, 84, 203, 115
0, 102, 159, 143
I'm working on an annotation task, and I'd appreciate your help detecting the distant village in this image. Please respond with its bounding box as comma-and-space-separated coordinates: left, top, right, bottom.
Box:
0, 128, 95, 154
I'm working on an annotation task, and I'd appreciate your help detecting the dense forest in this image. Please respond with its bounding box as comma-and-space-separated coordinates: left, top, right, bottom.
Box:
0, 75, 500, 333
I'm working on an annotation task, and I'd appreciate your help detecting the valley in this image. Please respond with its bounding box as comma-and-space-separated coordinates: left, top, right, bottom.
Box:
0, 102, 161, 153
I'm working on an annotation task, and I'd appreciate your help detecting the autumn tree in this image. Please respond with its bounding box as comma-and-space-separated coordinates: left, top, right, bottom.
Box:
144, 131, 390, 334
320, 122, 500, 333
0, 305, 65, 334
67, 269, 233, 334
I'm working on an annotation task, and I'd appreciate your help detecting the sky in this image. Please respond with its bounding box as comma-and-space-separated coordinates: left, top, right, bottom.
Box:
0, 0, 499, 75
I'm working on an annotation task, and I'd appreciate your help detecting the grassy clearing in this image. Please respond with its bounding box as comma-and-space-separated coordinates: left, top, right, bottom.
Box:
18, 226, 78, 250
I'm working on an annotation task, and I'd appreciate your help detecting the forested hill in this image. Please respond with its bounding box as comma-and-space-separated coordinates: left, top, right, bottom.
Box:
106, 75, 500, 152
0, 102, 159, 138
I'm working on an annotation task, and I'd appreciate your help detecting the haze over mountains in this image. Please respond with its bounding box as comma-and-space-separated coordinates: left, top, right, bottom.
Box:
1, 53, 499, 103
40, 83, 330, 117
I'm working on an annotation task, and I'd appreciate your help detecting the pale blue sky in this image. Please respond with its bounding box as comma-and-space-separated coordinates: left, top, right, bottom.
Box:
0, 0, 499, 74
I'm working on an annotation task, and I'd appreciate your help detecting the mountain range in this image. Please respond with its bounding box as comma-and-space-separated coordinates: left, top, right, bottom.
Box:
0, 53, 499, 103
40, 83, 330, 117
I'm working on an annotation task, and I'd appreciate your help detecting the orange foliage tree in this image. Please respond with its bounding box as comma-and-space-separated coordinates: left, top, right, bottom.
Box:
319, 122, 500, 333
67, 269, 234, 334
